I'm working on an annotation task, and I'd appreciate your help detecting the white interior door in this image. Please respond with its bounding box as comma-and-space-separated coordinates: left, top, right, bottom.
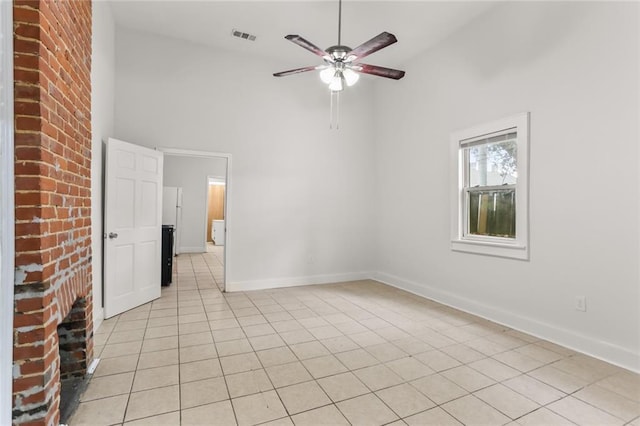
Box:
104, 138, 163, 318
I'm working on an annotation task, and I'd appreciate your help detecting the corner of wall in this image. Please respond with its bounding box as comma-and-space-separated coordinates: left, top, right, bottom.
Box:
91, 1, 116, 333
0, 1, 14, 423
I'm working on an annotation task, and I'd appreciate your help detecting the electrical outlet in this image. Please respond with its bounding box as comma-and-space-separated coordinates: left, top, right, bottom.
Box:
575, 296, 587, 312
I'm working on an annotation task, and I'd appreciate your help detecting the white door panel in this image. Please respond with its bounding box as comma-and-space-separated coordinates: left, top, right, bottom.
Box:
105, 138, 163, 318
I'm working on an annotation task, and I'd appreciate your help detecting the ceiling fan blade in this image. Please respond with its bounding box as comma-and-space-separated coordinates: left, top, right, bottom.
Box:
273, 65, 323, 77
347, 32, 398, 61
353, 63, 406, 80
285, 35, 329, 58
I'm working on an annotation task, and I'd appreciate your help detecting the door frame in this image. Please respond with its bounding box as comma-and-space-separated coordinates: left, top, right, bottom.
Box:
159, 148, 231, 292
0, 0, 15, 422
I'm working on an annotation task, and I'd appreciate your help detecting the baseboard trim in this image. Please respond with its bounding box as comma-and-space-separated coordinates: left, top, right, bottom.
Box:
227, 271, 372, 293
372, 271, 640, 373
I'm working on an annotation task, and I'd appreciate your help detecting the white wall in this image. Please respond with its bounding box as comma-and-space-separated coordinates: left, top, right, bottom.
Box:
0, 1, 14, 422
91, 2, 116, 330
163, 155, 226, 252
114, 27, 376, 290
373, 2, 639, 371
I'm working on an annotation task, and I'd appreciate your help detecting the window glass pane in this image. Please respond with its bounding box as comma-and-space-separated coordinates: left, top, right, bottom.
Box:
466, 139, 517, 187
467, 188, 516, 238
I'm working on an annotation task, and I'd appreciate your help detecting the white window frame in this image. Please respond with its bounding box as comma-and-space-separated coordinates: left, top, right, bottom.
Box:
450, 112, 530, 260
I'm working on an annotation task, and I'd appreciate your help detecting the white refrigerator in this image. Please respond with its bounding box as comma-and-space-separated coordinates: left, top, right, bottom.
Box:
162, 187, 183, 256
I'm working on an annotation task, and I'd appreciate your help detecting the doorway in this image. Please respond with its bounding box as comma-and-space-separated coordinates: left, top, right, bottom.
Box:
160, 148, 231, 292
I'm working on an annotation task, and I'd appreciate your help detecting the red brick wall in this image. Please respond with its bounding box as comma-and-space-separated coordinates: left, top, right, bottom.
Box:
12, 1, 93, 424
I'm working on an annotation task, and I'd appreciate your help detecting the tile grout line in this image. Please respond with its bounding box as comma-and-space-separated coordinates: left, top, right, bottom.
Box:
202, 258, 241, 426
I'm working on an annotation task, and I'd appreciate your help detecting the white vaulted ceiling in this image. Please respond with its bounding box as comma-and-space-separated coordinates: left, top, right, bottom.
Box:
110, 1, 497, 68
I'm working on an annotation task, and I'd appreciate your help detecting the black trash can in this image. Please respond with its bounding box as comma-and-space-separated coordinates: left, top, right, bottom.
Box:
161, 225, 174, 286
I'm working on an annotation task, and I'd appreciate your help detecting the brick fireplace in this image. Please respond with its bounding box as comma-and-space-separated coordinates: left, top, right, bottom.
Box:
12, 1, 93, 424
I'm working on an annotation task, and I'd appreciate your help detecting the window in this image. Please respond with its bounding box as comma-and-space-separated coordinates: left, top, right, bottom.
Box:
450, 113, 529, 260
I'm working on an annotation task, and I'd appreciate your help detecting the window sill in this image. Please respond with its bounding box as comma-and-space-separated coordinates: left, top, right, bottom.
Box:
451, 239, 529, 260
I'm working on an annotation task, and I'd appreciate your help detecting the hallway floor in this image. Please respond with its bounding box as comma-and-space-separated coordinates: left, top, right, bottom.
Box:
71, 252, 640, 425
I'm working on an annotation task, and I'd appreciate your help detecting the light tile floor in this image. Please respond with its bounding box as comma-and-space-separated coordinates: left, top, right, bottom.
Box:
71, 249, 640, 425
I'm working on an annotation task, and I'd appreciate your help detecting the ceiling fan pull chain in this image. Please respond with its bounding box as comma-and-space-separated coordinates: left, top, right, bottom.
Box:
329, 91, 341, 130
336, 91, 340, 130
329, 90, 334, 129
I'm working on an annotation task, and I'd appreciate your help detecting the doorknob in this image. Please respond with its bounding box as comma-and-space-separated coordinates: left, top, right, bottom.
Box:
108, 232, 118, 239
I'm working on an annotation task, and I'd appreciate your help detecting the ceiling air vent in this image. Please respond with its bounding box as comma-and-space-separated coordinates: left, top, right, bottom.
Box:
231, 29, 256, 41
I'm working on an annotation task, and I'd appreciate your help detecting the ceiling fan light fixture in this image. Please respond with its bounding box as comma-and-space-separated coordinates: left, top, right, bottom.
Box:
328, 73, 344, 92
343, 68, 359, 86
319, 67, 335, 84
